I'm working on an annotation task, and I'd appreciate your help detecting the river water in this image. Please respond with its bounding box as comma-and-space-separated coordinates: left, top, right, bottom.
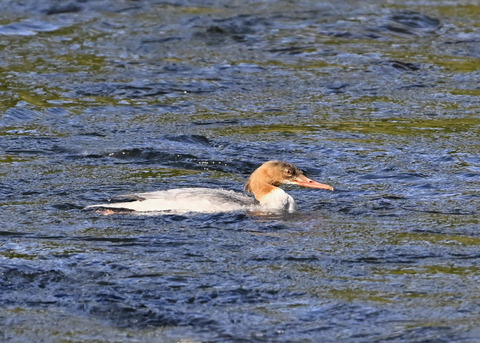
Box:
1, 0, 479, 342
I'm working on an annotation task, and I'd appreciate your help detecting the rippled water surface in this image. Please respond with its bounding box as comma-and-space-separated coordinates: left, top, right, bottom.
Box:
1, 0, 479, 342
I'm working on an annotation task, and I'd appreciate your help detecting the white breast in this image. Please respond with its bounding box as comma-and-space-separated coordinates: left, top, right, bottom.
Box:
258, 188, 297, 213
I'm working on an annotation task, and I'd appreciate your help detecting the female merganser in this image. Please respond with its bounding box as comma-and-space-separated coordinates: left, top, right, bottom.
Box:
87, 160, 333, 214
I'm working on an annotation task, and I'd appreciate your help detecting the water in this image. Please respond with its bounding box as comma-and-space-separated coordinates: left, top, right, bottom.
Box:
1, 0, 479, 342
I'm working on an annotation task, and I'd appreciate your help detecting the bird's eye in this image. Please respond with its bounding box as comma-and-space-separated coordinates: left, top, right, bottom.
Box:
285, 169, 292, 175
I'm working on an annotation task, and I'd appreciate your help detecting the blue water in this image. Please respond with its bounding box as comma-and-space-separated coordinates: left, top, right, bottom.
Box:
1, 0, 479, 342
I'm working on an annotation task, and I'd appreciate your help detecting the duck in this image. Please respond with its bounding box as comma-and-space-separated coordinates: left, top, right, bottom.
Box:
86, 160, 333, 214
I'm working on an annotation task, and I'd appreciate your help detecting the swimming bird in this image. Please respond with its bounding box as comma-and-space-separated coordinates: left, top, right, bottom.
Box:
86, 160, 333, 214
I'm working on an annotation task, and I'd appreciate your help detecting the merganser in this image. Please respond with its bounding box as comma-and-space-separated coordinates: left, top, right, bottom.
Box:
86, 160, 333, 214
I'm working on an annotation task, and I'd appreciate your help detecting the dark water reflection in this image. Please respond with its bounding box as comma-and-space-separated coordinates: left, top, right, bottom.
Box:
1, 0, 480, 342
